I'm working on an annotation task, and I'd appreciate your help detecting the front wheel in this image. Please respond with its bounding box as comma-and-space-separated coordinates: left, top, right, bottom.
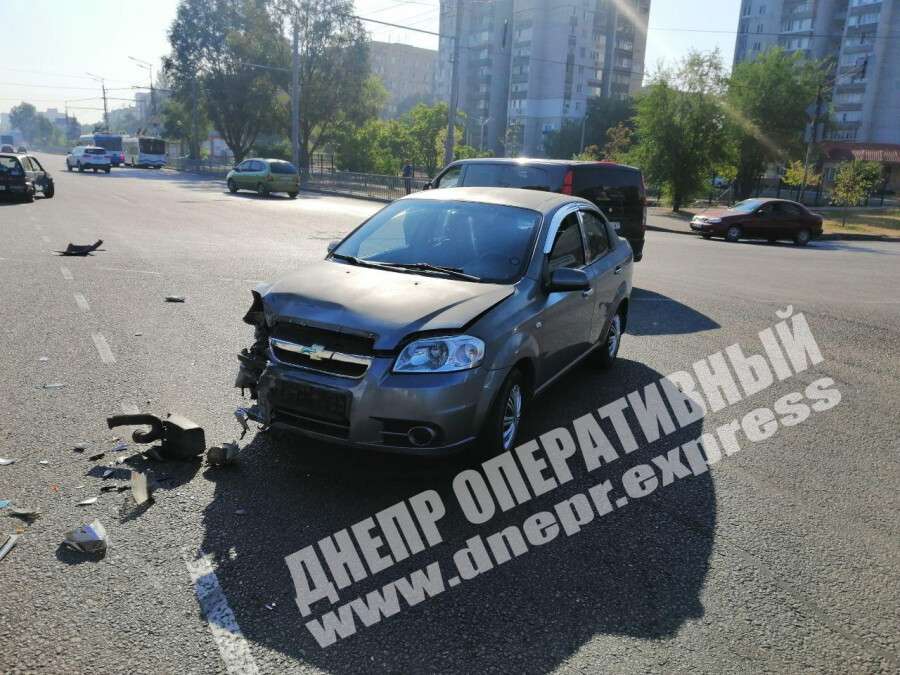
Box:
43, 182, 55, 199
794, 229, 811, 246
591, 311, 623, 370
227, 179, 238, 193
724, 225, 742, 243
288, 192, 298, 199
66, 161, 72, 172
256, 183, 269, 198
701, 234, 712, 239
77, 162, 83, 172
477, 369, 526, 457
104, 168, 111, 174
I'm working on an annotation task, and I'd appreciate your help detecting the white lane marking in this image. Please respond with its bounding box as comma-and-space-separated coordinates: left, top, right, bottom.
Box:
97, 266, 161, 276
73, 293, 90, 312
185, 550, 260, 675
91, 333, 117, 364
60, 266, 73, 281
120, 402, 140, 415
41, 235, 51, 244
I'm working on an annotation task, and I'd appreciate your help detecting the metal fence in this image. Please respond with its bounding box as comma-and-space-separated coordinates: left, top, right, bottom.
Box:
169, 157, 235, 175
303, 170, 429, 202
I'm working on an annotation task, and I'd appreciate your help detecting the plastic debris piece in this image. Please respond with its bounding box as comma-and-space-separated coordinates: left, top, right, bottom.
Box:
99, 484, 121, 493
101, 468, 114, 479
39, 356, 49, 362
73, 444, 87, 453
0, 459, 14, 466
89, 453, 105, 461
165, 295, 185, 303
63, 519, 108, 554
77, 496, 98, 506
265, 602, 277, 610
38, 460, 50, 466
58, 239, 103, 256
0, 534, 18, 562
112, 441, 128, 453
234, 408, 250, 439
206, 441, 240, 467
40, 383, 65, 390
115, 455, 128, 465
134, 332, 143, 336
50, 484, 59, 492
235, 509, 247, 515
0, 500, 9, 509
9, 506, 41, 520
131, 471, 152, 506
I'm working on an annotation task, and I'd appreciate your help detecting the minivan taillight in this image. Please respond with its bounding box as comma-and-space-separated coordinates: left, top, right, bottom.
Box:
561, 169, 574, 195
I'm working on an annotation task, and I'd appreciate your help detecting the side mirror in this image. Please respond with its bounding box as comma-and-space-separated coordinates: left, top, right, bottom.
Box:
546, 268, 590, 293
326, 240, 340, 253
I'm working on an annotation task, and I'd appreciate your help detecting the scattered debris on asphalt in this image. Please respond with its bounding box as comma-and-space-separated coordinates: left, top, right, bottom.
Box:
0, 459, 13, 466
38, 460, 50, 466
134, 332, 143, 336
88, 452, 105, 461
8, 506, 41, 522
99, 484, 122, 493
0, 534, 19, 563
73, 443, 87, 453
0, 500, 9, 509
112, 441, 128, 453
58, 239, 103, 256
39, 356, 49, 362
77, 497, 98, 506
101, 468, 114, 479
235, 509, 247, 515
107, 412, 205, 461
265, 602, 277, 610
38, 383, 65, 390
206, 441, 240, 467
130, 471, 153, 506
165, 295, 185, 303
115, 455, 128, 464
63, 519, 108, 555
235, 405, 263, 440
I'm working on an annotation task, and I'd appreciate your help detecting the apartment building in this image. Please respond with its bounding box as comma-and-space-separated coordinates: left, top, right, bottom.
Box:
436, 0, 651, 157
369, 41, 437, 118
733, 0, 900, 146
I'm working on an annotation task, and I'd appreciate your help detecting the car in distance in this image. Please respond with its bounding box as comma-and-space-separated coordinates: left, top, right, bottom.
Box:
0, 153, 55, 202
66, 146, 111, 173
227, 158, 300, 198
0, 145, 14, 153
429, 158, 647, 262
16, 145, 27, 153
234, 187, 633, 456
690, 198, 823, 245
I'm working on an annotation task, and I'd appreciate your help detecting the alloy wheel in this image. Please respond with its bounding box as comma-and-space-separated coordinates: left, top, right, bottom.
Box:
502, 384, 523, 450
607, 313, 621, 358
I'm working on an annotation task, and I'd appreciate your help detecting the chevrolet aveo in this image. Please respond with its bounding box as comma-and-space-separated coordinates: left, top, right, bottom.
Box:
235, 187, 634, 456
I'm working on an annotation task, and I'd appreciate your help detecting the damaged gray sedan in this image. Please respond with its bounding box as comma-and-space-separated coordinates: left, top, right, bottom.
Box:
236, 187, 633, 456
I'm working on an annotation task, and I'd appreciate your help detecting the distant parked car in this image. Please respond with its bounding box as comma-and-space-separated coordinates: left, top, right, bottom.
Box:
66, 146, 111, 173
0, 145, 14, 153
690, 198, 823, 246
16, 145, 27, 153
429, 158, 648, 261
227, 158, 300, 198
0, 152, 54, 202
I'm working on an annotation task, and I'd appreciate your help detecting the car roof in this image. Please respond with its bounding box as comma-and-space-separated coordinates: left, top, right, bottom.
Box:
445, 156, 641, 172
737, 197, 804, 206
399, 186, 595, 212
245, 157, 292, 163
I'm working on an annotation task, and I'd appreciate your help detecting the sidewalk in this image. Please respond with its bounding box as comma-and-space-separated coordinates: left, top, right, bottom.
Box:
646, 207, 900, 242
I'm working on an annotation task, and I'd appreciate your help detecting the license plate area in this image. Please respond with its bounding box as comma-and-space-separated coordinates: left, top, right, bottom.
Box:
273, 380, 350, 425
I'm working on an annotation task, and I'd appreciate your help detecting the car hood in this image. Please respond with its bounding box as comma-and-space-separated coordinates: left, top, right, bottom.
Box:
259, 260, 514, 350
695, 208, 747, 220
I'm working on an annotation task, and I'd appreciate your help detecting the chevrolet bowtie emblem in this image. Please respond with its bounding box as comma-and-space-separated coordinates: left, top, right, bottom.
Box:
299, 343, 333, 361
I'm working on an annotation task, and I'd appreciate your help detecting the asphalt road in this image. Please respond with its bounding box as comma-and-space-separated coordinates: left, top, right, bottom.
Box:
1, 154, 898, 674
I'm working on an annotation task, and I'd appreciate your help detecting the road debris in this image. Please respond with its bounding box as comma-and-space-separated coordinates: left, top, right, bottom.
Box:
39, 383, 65, 390
38, 460, 50, 466
63, 519, 108, 555
101, 468, 114, 479
165, 295, 185, 303
0, 459, 14, 466
235, 509, 247, 515
265, 602, 277, 610
89, 452, 105, 461
73, 443, 87, 453
8, 506, 40, 521
39, 356, 49, 362
234, 405, 263, 439
115, 455, 128, 464
206, 441, 240, 467
0, 534, 18, 563
107, 412, 205, 461
0, 500, 9, 509
130, 471, 152, 506
77, 496, 98, 506
112, 440, 128, 453
58, 239, 103, 256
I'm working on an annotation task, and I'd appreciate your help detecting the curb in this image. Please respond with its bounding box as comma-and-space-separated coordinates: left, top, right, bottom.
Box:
645, 223, 900, 243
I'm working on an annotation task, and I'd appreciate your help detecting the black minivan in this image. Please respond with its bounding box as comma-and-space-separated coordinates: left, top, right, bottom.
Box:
429, 158, 647, 261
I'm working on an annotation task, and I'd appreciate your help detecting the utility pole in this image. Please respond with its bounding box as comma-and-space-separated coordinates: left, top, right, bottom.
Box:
291, 16, 301, 172
190, 76, 198, 160
443, 0, 463, 166
87, 73, 109, 130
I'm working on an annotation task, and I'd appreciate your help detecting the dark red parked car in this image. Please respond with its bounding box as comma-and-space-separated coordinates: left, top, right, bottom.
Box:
690, 198, 823, 246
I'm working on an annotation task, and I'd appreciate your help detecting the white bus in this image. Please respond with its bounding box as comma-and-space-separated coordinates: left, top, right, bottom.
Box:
79, 133, 124, 166
123, 136, 166, 168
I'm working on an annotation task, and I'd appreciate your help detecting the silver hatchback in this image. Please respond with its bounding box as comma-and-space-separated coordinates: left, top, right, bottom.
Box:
235, 188, 633, 456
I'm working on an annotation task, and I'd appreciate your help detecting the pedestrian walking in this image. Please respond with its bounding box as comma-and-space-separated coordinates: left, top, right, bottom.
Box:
402, 160, 413, 195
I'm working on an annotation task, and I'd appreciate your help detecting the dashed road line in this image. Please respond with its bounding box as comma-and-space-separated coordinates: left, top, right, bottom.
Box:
91, 333, 117, 364
60, 266, 73, 281
185, 550, 260, 675
97, 266, 161, 276
73, 293, 90, 312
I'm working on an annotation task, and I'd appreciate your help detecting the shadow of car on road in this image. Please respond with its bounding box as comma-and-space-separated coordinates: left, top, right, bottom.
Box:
628, 288, 720, 336
198, 358, 715, 673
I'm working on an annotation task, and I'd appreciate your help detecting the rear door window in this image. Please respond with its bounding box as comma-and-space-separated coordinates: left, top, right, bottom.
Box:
270, 162, 297, 174
574, 166, 642, 218
580, 210, 610, 262
463, 163, 551, 190
548, 213, 585, 271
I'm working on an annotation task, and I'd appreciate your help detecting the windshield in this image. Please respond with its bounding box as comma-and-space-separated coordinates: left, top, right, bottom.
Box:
139, 138, 166, 155
93, 135, 122, 151
0, 157, 23, 175
732, 199, 764, 213
333, 199, 542, 283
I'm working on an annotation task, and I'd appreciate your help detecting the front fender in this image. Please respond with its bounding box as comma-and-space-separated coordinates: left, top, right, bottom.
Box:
487, 328, 541, 372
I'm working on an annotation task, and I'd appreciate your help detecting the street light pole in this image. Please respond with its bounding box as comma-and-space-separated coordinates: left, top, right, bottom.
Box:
291, 16, 300, 171
443, 0, 464, 166
129, 56, 155, 123
86, 73, 109, 130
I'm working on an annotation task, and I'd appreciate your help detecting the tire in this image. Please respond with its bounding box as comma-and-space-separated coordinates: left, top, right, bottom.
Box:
477, 369, 526, 458
724, 225, 742, 243
77, 162, 83, 172
92, 168, 98, 173
104, 168, 111, 174
701, 234, 712, 239
66, 161, 72, 172
794, 229, 811, 246
22, 187, 34, 203
257, 183, 268, 198
227, 179, 238, 193
288, 192, 298, 199
43, 182, 55, 199
591, 309, 623, 370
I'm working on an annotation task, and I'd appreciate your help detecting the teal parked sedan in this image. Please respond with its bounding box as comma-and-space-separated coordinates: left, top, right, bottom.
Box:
226, 158, 300, 198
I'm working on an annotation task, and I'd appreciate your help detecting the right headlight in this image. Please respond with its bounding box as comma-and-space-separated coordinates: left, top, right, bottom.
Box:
393, 335, 485, 373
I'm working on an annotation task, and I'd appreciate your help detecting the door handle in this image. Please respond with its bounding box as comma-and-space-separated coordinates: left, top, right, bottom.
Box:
614, 265, 622, 275
582, 288, 594, 298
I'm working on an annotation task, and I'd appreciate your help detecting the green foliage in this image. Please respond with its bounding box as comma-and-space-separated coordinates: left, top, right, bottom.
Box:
454, 144, 491, 161
9, 102, 66, 147
832, 160, 882, 209
782, 159, 820, 188
543, 97, 634, 159
251, 137, 292, 160
572, 144, 601, 161
726, 48, 820, 199
628, 50, 729, 211
602, 123, 632, 162
407, 102, 453, 177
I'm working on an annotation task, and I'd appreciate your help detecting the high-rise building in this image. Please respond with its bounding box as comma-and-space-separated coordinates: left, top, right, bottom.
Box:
733, 0, 900, 146
436, 0, 651, 157
370, 41, 437, 118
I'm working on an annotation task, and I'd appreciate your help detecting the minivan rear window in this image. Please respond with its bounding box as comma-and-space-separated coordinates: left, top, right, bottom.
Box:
269, 161, 298, 174
86, 148, 106, 155
463, 164, 551, 190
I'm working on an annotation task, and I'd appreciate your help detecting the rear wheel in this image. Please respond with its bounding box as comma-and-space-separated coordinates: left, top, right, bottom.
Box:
794, 228, 811, 246
66, 161, 72, 172
257, 183, 269, 198
227, 179, 238, 193
477, 369, 525, 457
22, 187, 34, 203
725, 225, 742, 243
77, 162, 83, 172
43, 182, 55, 199
288, 192, 298, 199
104, 167, 111, 174
591, 310, 623, 370
701, 233, 712, 239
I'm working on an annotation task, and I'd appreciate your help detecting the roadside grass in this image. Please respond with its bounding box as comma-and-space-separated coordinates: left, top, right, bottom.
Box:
819, 208, 900, 237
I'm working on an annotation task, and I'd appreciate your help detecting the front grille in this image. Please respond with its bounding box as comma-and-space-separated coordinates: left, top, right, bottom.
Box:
271, 323, 375, 356
270, 323, 374, 378
273, 408, 350, 439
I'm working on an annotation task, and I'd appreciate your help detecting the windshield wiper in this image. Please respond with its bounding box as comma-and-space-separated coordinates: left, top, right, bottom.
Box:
375, 261, 481, 282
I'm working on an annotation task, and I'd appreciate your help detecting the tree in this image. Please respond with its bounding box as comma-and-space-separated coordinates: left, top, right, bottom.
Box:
167, 0, 283, 162
602, 123, 632, 162
832, 160, 882, 224
543, 96, 635, 159
573, 144, 601, 161
9, 102, 38, 138
628, 50, 729, 211
406, 102, 452, 177
783, 158, 820, 198
726, 48, 820, 199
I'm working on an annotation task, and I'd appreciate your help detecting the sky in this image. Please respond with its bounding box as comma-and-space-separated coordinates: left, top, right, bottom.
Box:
0, 0, 742, 125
